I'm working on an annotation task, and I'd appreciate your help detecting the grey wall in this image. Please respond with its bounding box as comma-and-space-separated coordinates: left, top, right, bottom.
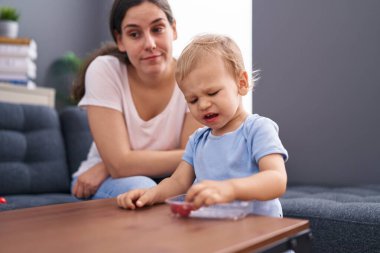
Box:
0, 0, 114, 86
252, 1, 380, 186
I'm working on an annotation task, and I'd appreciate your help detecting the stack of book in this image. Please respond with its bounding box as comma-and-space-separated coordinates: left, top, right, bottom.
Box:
0, 36, 37, 88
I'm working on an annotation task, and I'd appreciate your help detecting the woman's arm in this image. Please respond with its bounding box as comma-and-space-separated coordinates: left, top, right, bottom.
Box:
87, 106, 199, 178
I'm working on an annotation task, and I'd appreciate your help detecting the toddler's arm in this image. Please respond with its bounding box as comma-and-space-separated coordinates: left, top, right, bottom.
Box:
117, 161, 195, 209
186, 154, 287, 208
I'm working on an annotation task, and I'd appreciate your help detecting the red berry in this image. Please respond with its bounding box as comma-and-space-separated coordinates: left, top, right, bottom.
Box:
0, 197, 7, 204
177, 206, 192, 217
170, 204, 180, 214
170, 203, 193, 217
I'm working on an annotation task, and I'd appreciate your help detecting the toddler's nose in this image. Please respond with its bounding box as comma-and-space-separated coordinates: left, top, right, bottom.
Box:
198, 98, 211, 110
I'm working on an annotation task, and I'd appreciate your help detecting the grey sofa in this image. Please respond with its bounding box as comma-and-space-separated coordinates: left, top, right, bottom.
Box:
0, 101, 92, 211
280, 185, 380, 252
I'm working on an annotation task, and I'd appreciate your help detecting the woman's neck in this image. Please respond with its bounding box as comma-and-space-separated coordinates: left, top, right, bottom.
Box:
128, 59, 176, 90
126, 60, 177, 121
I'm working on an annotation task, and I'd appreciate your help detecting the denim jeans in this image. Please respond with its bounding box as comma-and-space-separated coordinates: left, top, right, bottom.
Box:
71, 176, 157, 199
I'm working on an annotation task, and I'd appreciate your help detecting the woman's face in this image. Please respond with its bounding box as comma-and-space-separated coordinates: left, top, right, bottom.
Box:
116, 2, 177, 77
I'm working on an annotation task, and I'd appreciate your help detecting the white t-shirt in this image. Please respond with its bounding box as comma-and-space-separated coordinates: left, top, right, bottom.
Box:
73, 55, 188, 177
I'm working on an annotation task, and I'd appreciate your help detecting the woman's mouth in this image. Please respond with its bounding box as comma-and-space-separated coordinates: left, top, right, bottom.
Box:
142, 54, 161, 61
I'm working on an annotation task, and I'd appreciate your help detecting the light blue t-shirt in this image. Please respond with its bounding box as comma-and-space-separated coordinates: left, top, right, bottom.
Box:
183, 114, 288, 217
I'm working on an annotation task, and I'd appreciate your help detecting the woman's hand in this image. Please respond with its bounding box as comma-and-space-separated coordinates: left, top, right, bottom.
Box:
72, 162, 109, 199
117, 188, 157, 209
185, 180, 236, 209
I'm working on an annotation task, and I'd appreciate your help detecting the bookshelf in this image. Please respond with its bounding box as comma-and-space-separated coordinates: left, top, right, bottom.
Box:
0, 82, 55, 108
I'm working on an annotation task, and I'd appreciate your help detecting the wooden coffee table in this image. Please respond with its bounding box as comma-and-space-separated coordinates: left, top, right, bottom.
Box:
0, 199, 311, 253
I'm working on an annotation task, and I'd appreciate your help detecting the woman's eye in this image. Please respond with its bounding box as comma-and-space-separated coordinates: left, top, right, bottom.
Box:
208, 90, 219, 96
128, 31, 140, 38
153, 26, 165, 33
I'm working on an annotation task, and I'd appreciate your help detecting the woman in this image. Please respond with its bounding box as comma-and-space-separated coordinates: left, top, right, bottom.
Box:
70, 0, 200, 199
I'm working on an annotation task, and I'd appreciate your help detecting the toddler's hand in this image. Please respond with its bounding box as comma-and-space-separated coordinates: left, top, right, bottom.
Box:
185, 180, 236, 209
117, 188, 156, 209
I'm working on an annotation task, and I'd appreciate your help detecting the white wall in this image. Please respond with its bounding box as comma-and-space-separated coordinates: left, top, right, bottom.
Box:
169, 0, 252, 113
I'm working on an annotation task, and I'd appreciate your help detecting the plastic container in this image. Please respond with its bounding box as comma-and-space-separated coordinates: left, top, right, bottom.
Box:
165, 194, 252, 220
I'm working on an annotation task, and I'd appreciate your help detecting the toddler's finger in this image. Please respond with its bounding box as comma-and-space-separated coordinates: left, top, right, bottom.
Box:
125, 196, 137, 209
116, 194, 126, 209
117, 193, 135, 209
204, 193, 219, 206
191, 190, 207, 208
116, 194, 125, 208
186, 184, 204, 202
135, 195, 148, 208
136, 190, 154, 207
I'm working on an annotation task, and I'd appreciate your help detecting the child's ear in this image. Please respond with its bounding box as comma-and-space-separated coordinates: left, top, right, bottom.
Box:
237, 71, 249, 96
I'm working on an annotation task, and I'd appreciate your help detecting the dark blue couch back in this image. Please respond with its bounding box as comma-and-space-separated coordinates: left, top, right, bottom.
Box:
0, 102, 69, 194
0, 102, 92, 195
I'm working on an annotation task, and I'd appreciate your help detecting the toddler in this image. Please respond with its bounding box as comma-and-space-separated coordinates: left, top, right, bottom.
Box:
117, 34, 288, 217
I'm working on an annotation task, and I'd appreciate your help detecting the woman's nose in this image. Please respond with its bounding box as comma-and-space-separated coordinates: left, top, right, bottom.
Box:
144, 34, 156, 51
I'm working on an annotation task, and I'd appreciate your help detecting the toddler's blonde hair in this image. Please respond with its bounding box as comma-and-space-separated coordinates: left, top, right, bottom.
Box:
175, 34, 257, 90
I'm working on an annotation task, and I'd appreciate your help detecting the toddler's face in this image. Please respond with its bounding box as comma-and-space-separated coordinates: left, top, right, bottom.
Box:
178, 56, 248, 135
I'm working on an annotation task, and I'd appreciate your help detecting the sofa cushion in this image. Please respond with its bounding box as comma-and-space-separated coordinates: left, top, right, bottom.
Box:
59, 107, 93, 177
0, 102, 70, 195
281, 185, 380, 253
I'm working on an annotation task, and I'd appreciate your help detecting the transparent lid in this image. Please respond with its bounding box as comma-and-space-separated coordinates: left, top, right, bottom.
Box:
165, 194, 252, 220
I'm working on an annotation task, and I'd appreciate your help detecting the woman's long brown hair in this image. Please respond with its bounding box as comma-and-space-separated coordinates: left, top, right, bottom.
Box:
70, 43, 127, 103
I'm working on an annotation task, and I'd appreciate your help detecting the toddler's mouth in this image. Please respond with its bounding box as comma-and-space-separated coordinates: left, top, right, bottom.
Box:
204, 113, 218, 121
